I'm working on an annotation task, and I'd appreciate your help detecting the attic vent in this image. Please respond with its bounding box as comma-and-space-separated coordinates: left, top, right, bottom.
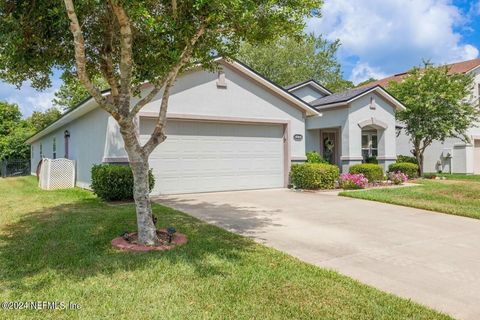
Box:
370, 96, 376, 110
217, 71, 227, 88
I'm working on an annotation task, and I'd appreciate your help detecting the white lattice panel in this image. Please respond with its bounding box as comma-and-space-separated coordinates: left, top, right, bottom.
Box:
38, 158, 76, 190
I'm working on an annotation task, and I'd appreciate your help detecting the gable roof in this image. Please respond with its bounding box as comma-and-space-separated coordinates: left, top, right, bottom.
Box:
361, 58, 480, 88
311, 85, 406, 111
26, 58, 319, 144
226, 60, 319, 116
285, 79, 332, 96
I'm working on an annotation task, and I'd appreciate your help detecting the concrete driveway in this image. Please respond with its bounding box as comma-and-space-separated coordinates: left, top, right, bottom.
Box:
154, 189, 480, 320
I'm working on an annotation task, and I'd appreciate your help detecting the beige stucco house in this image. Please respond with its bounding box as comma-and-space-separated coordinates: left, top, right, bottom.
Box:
27, 59, 405, 195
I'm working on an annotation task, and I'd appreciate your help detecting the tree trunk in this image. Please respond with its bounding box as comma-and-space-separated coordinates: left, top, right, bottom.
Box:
129, 158, 158, 245
413, 145, 424, 177
119, 121, 158, 246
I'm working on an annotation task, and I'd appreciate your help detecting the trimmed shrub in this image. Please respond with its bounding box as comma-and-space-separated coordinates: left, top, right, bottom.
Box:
396, 155, 418, 164
290, 163, 339, 189
91, 164, 155, 201
349, 164, 384, 182
339, 173, 368, 190
365, 156, 378, 164
306, 151, 328, 164
388, 162, 418, 179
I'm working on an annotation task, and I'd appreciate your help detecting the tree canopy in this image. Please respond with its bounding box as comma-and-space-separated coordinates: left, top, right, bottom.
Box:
0, 102, 31, 160
0, 101, 62, 161
26, 108, 62, 132
236, 33, 352, 92
388, 63, 480, 174
0, 0, 321, 92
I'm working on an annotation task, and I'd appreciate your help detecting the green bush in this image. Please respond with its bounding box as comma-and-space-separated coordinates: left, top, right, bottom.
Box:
290, 163, 339, 189
388, 162, 419, 179
91, 164, 155, 201
396, 155, 418, 164
349, 164, 384, 182
365, 156, 378, 164
306, 151, 328, 164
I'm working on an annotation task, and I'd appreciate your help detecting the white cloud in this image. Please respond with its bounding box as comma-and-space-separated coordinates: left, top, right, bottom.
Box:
0, 77, 61, 118
350, 63, 388, 84
307, 0, 479, 84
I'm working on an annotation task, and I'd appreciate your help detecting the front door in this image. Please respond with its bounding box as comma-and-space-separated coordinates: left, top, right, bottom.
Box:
321, 132, 337, 165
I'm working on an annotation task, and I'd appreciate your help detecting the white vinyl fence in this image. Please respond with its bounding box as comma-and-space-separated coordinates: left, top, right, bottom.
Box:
39, 158, 76, 190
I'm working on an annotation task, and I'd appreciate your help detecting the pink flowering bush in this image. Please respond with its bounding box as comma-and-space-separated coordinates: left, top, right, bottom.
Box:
339, 173, 368, 190
388, 171, 408, 185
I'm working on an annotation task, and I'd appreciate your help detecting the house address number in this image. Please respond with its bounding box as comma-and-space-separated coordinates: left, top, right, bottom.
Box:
293, 134, 303, 141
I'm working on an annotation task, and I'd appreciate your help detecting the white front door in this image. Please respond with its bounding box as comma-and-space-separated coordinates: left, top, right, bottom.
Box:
141, 119, 285, 195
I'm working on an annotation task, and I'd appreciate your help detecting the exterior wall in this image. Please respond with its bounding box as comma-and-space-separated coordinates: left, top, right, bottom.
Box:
306, 92, 397, 172
139, 63, 307, 161
289, 85, 327, 103
30, 108, 120, 188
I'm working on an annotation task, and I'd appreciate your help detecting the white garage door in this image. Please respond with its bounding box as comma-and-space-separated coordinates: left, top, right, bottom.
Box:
140, 119, 285, 195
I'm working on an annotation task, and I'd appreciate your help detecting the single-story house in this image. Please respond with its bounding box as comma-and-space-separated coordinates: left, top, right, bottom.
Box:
27, 58, 405, 195
365, 58, 480, 174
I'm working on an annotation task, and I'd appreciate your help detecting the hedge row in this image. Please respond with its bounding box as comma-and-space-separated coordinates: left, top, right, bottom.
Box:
349, 163, 385, 182
91, 164, 155, 201
388, 162, 419, 179
290, 163, 339, 189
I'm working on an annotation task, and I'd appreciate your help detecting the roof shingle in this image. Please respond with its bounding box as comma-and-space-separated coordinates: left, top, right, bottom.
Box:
310, 85, 376, 107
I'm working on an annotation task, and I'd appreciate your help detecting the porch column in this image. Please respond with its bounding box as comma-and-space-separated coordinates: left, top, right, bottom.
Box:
340, 123, 363, 172
376, 123, 397, 172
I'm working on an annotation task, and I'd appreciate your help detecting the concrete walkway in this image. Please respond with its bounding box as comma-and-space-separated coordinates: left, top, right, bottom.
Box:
154, 189, 480, 320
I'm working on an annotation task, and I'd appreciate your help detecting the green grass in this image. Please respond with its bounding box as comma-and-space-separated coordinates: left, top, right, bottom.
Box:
0, 176, 451, 320
340, 179, 480, 219
429, 173, 480, 182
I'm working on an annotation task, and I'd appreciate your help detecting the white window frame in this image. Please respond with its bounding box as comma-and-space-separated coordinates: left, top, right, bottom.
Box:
362, 133, 378, 160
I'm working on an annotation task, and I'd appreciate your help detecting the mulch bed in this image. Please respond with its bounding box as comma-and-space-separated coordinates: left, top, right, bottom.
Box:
112, 229, 188, 252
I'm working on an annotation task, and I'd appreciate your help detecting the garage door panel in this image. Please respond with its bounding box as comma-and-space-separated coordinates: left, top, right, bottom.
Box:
142, 119, 285, 195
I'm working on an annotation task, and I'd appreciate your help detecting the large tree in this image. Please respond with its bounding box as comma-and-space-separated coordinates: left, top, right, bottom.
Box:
237, 33, 352, 92
389, 64, 480, 175
0, 0, 322, 245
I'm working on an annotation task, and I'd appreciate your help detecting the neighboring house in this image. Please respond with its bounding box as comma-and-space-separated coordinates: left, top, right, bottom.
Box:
27, 58, 405, 195
367, 58, 480, 174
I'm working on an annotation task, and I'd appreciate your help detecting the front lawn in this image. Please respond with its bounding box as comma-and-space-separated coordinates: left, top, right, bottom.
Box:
340, 179, 480, 219
0, 177, 450, 319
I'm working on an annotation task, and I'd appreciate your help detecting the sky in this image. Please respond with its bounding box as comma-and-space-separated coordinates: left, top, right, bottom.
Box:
2, 0, 480, 117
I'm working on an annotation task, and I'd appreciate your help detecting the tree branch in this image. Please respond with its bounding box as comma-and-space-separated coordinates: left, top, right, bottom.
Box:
172, 0, 177, 19
108, 0, 133, 113
63, 0, 116, 115
141, 24, 206, 155
100, 5, 119, 100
